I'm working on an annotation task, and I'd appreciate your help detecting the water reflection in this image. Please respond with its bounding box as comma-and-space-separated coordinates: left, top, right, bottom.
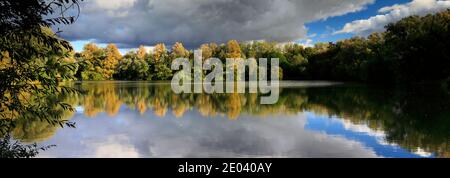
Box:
4, 81, 450, 158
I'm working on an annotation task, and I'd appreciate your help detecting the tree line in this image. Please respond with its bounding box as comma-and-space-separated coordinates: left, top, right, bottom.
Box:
2, 10, 450, 85
68, 10, 449, 84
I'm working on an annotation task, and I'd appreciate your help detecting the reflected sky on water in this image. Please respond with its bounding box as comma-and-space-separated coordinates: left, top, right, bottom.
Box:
37, 109, 430, 158
7, 81, 449, 158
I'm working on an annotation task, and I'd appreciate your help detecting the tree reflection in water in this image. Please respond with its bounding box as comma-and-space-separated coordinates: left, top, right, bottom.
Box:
0, 87, 76, 158
2, 81, 450, 157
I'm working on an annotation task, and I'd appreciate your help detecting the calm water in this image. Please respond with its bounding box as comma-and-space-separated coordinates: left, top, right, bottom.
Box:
8, 81, 450, 158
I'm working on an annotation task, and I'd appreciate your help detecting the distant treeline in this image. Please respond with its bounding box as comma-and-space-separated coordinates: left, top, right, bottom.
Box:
9, 10, 448, 84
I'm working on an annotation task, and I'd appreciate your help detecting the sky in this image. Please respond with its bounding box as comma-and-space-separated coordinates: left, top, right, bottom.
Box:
59, 0, 450, 53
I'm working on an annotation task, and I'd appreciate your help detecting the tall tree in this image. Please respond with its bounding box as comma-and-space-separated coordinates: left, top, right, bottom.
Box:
200, 44, 213, 60
226, 40, 242, 59
171, 42, 188, 58
137, 45, 147, 60
209, 43, 220, 57
153, 43, 167, 61
81, 43, 102, 62
103, 44, 122, 79
79, 43, 106, 80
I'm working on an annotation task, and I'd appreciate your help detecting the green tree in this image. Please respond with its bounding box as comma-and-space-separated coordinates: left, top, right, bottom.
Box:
115, 57, 150, 80
383, 10, 450, 83
150, 43, 172, 80
78, 43, 107, 80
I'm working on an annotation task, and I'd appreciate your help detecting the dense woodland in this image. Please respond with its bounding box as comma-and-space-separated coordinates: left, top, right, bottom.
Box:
13, 9, 446, 85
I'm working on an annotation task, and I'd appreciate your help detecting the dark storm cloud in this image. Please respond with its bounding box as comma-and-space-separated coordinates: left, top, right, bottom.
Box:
58, 0, 374, 48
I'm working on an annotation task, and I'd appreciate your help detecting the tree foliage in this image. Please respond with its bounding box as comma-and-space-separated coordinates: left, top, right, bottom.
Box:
171, 42, 189, 58
0, 0, 82, 126
0, 0, 83, 157
226, 40, 242, 59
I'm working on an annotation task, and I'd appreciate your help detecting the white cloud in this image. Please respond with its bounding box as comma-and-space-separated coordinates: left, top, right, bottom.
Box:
335, 0, 450, 35
58, 0, 374, 48
413, 148, 433, 157
93, 142, 140, 158
121, 45, 154, 54
298, 39, 314, 47
88, 135, 140, 158
93, 0, 137, 10
89, 0, 137, 17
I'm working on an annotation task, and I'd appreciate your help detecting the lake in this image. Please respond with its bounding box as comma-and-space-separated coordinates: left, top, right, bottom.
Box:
8, 81, 450, 158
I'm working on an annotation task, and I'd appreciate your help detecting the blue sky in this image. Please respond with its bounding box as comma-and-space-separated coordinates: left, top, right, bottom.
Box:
297, 0, 411, 45
66, 0, 450, 53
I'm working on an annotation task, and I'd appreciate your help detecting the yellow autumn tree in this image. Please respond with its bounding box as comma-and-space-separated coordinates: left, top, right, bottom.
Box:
137, 45, 147, 60
226, 40, 242, 59
200, 44, 212, 60
105, 44, 122, 60
81, 43, 102, 61
225, 40, 243, 81
102, 43, 122, 79
153, 43, 167, 61
171, 42, 188, 58
209, 43, 218, 52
